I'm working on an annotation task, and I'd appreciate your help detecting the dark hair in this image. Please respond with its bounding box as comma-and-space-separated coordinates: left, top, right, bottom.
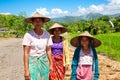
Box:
53, 28, 62, 31
52, 28, 62, 34
31, 18, 44, 22
78, 36, 91, 45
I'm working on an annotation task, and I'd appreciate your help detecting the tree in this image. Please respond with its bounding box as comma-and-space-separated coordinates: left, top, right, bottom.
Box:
98, 15, 110, 22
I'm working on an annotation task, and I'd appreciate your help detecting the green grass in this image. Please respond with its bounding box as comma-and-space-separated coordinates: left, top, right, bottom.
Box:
95, 32, 120, 61
68, 32, 120, 61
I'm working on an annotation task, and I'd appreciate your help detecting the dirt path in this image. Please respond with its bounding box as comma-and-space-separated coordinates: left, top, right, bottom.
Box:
0, 38, 24, 80
0, 38, 120, 80
98, 55, 120, 80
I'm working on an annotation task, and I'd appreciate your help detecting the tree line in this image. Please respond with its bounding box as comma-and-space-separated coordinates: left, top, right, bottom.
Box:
0, 13, 120, 37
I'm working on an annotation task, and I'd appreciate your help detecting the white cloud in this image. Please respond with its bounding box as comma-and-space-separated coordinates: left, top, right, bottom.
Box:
75, 0, 120, 16
33, 0, 120, 18
88, 5, 104, 13
109, 0, 120, 5
76, 5, 104, 16
33, 8, 69, 18
78, 6, 88, 15
73, 5, 104, 16
51, 8, 63, 14
0, 12, 11, 15
35, 8, 49, 16
50, 8, 69, 18
100, 0, 120, 15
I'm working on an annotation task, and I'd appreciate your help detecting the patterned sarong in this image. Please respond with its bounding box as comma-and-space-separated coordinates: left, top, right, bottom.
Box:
29, 54, 49, 80
49, 54, 65, 80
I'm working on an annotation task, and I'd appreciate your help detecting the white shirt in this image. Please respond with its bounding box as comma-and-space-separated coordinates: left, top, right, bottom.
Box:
79, 49, 93, 65
22, 30, 53, 57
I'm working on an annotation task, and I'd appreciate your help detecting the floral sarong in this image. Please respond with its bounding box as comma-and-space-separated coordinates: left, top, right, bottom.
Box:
29, 54, 49, 80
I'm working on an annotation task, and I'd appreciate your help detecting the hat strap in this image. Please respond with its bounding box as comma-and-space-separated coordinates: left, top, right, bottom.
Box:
89, 40, 94, 48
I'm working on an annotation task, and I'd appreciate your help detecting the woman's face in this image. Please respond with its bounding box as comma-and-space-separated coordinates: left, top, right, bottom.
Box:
32, 18, 43, 28
80, 36, 90, 47
53, 28, 61, 36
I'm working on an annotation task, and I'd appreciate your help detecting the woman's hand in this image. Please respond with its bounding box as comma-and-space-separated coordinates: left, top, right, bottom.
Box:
65, 64, 69, 71
49, 64, 53, 73
46, 46, 53, 73
24, 70, 31, 80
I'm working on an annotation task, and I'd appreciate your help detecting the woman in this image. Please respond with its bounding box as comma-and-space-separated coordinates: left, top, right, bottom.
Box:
22, 12, 53, 80
48, 23, 70, 80
70, 31, 101, 80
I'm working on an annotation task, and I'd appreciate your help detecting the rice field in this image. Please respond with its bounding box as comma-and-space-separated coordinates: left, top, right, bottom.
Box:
95, 32, 120, 61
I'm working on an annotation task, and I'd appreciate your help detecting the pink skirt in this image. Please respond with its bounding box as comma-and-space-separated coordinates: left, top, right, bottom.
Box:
76, 65, 93, 80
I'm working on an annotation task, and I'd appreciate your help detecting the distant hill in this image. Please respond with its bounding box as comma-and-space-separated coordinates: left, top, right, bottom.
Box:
108, 13, 120, 17
51, 13, 120, 22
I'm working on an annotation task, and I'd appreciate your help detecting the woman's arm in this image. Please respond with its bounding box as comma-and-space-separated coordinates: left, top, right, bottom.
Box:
23, 45, 31, 80
63, 39, 70, 70
46, 46, 53, 72
71, 46, 81, 80
92, 48, 100, 80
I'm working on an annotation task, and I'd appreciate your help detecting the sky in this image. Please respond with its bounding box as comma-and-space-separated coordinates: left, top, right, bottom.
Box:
0, 0, 120, 18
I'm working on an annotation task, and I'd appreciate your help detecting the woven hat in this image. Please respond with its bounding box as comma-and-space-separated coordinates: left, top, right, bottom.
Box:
24, 12, 50, 23
70, 31, 101, 47
48, 23, 67, 34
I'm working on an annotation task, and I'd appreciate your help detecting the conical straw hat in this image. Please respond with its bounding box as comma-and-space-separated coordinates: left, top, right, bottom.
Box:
70, 31, 101, 47
48, 23, 67, 34
24, 12, 50, 23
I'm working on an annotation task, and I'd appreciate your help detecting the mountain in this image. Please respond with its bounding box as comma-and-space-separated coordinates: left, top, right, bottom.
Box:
51, 13, 120, 22
51, 13, 103, 22
108, 13, 120, 17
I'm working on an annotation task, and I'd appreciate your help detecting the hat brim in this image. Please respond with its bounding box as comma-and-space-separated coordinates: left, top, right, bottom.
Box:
24, 17, 50, 23
70, 35, 101, 47
48, 27, 67, 34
